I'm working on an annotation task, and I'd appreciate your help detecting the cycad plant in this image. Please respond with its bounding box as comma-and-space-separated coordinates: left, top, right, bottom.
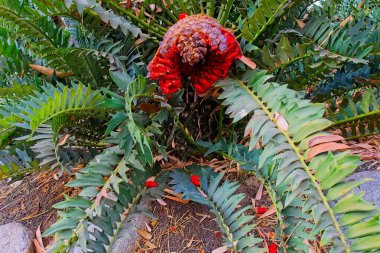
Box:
0, 0, 379, 252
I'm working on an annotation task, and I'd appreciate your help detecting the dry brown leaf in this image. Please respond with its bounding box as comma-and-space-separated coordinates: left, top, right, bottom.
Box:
195, 213, 209, 223
29, 64, 74, 78
139, 103, 160, 113
340, 15, 353, 27
156, 198, 167, 206
137, 229, 152, 240
154, 155, 164, 162
164, 195, 189, 204
255, 184, 263, 200
308, 135, 345, 147
144, 240, 157, 250
34, 226, 46, 253
186, 237, 194, 247
307, 143, 350, 160
273, 112, 289, 131
144, 222, 152, 233
212, 241, 238, 253
351, 143, 374, 149
319, 30, 333, 46
239, 55, 257, 69
163, 188, 183, 198
58, 134, 70, 147
295, 18, 305, 28
95, 187, 109, 206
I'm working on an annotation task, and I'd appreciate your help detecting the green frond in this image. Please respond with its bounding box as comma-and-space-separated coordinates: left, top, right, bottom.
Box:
0, 83, 37, 98
242, 0, 292, 43
216, 70, 380, 252
30, 123, 100, 169
0, 1, 70, 70
328, 88, 380, 139
0, 31, 29, 74
0, 83, 107, 167
301, 15, 376, 64
0, 148, 40, 179
170, 167, 264, 252
262, 36, 312, 73
0, 83, 105, 133
64, 0, 146, 39
44, 149, 164, 253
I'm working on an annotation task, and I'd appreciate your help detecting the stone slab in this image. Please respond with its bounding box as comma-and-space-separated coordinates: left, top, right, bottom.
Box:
348, 170, 380, 206
0, 222, 34, 253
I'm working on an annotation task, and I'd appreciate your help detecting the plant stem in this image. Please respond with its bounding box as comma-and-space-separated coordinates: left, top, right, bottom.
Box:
270, 53, 313, 74
251, 0, 288, 44
330, 110, 379, 127
206, 0, 215, 17
106, 1, 166, 38
190, 0, 199, 14
169, 110, 196, 145
177, 0, 188, 13
218, 105, 224, 139
219, 0, 234, 25
217, 3, 225, 20
159, 0, 178, 22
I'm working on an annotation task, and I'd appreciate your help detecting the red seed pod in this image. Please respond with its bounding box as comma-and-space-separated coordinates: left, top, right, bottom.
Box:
148, 14, 242, 96
178, 12, 188, 20
268, 244, 277, 253
145, 180, 158, 188
190, 175, 201, 187
256, 207, 267, 214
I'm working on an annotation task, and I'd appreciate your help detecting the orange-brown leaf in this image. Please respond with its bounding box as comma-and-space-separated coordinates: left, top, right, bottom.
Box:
164, 195, 189, 204
307, 143, 350, 160
95, 187, 109, 206
29, 64, 74, 78
239, 55, 257, 69
137, 229, 152, 240
308, 135, 345, 148
139, 103, 160, 113
295, 18, 305, 28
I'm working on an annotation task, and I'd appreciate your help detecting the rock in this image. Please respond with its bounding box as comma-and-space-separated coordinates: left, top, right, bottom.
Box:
0, 223, 34, 253
349, 170, 380, 207
110, 214, 150, 253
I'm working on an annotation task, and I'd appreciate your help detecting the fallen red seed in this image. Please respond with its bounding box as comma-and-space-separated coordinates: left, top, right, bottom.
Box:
145, 180, 157, 188
268, 244, 277, 253
256, 207, 267, 214
178, 12, 188, 20
190, 175, 201, 187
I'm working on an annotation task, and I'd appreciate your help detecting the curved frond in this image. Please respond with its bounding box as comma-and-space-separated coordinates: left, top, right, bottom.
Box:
0, 1, 70, 70
64, 0, 146, 39
0, 148, 40, 179
216, 70, 380, 252
328, 88, 380, 139
242, 0, 293, 43
0, 83, 104, 132
170, 167, 263, 252
44, 149, 164, 253
301, 13, 377, 64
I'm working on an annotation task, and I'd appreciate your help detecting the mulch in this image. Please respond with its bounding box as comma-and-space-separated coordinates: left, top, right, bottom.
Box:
133, 173, 277, 253
0, 136, 377, 253
0, 169, 75, 245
